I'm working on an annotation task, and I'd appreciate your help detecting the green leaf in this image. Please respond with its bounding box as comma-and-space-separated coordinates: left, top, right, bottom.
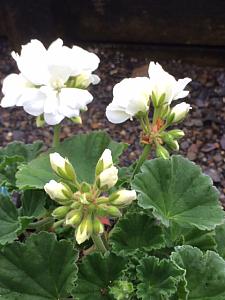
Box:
171, 245, 225, 299
132, 155, 224, 230
0, 141, 43, 189
164, 225, 217, 251
136, 256, 184, 300
110, 212, 165, 256
20, 190, 47, 219
0, 141, 43, 162
0, 232, 77, 299
0, 195, 23, 245
16, 131, 126, 190
73, 253, 127, 300
215, 223, 225, 259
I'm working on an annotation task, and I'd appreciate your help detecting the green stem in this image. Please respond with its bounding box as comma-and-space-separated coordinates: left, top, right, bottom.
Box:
91, 234, 107, 253
28, 217, 54, 230
132, 144, 151, 179
53, 124, 61, 147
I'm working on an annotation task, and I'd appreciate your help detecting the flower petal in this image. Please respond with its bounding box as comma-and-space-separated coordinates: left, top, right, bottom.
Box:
12, 39, 49, 85
44, 112, 64, 125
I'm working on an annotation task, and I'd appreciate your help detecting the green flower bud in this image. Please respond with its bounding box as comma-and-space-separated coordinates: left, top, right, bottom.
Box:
156, 144, 170, 159
80, 182, 91, 193
52, 206, 70, 219
70, 201, 82, 209
161, 133, 179, 151
70, 116, 82, 124
66, 209, 83, 226
92, 217, 104, 235
36, 114, 45, 127
97, 204, 122, 218
167, 129, 185, 139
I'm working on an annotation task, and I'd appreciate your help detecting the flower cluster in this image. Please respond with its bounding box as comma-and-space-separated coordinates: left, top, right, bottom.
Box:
1, 39, 100, 125
44, 149, 136, 244
106, 62, 192, 158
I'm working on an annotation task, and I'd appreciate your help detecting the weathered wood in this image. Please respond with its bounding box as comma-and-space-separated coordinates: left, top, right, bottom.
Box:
0, 0, 225, 48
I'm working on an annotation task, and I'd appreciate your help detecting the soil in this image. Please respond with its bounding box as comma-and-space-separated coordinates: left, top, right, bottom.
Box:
0, 38, 225, 205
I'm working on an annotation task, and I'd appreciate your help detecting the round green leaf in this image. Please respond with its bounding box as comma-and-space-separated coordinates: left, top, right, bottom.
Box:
16, 131, 126, 189
132, 155, 224, 230
137, 256, 184, 300
73, 253, 127, 300
0, 232, 77, 299
215, 223, 225, 259
171, 245, 225, 299
0, 195, 23, 245
110, 212, 165, 256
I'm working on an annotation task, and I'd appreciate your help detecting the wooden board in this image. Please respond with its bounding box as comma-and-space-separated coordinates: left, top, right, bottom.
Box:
0, 0, 225, 48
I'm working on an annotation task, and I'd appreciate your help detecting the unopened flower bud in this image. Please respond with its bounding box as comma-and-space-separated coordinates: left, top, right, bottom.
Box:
49, 152, 76, 182
96, 149, 113, 176
167, 129, 185, 139
44, 180, 73, 201
52, 206, 70, 219
97, 204, 122, 218
70, 116, 82, 124
98, 166, 118, 189
66, 209, 83, 226
161, 133, 179, 151
92, 217, 104, 235
170, 102, 191, 123
75, 214, 93, 244
156, 144, 170, 159
80, 182, 91, 193
109, 190, 137, 207
36, 114, 45, 127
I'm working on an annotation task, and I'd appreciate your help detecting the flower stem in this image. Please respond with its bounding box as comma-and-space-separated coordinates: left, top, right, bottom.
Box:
91, 234, 107, 253
53, 124, 61, 147
28, 217, 54, 230
132, 144, 151, 179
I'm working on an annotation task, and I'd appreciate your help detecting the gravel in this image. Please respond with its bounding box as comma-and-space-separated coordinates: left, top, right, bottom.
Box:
0, 38, 225, 205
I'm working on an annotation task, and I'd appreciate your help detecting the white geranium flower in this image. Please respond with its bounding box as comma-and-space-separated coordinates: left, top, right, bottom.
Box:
1, 38, 100, 125
106, 77, 151, 124
148, 62, 191, 105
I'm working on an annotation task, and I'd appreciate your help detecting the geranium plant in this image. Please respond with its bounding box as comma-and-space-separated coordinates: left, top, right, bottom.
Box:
0, 39, 224, 300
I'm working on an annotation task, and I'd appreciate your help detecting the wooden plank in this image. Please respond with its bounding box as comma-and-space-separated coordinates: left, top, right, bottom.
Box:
0, 0, 225, 47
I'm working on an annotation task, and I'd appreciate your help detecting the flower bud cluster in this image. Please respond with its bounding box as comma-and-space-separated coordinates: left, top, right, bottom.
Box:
44, 150, 137, 244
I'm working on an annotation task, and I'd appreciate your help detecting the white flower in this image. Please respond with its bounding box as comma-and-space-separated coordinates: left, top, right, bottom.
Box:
44, 180, 72, 200
148, 62, 191, 105
106, 77, 151, 124
1, 38, 100, 125
99, 166, 118, 189
170, 102, 191, 123
110, 190, 137, 206
49, 152, 76, 181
